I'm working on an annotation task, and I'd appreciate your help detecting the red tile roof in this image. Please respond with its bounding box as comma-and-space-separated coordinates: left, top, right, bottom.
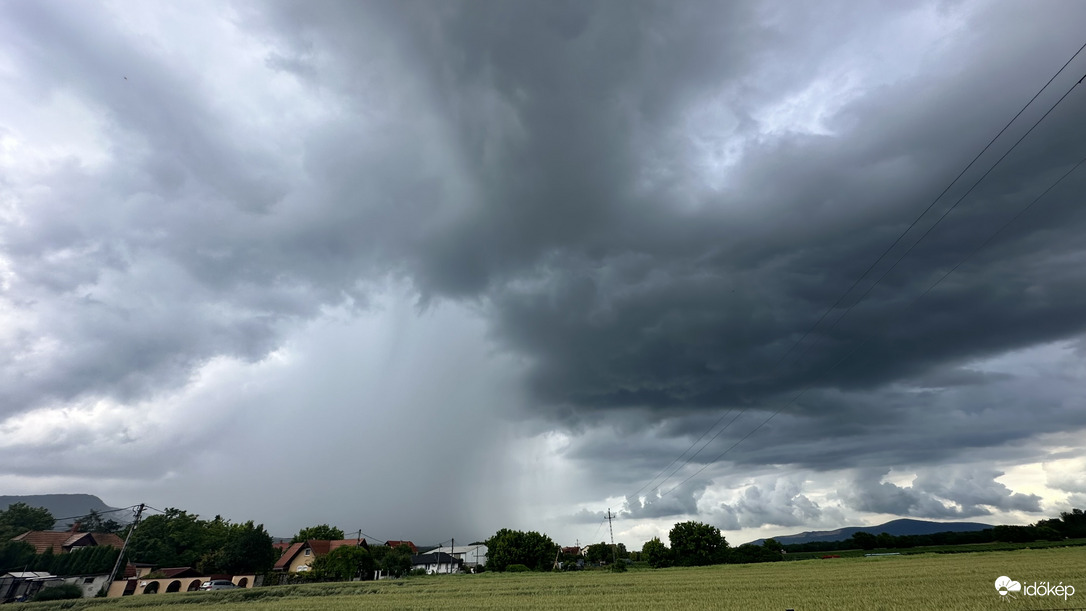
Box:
90, 533, 125, 549
11, 530, 125, 554
271, 539, 370, 571
328, 538, 368, 552
272, 542, 306, 571
307, 540, 331, 557
385, 540, 418, 553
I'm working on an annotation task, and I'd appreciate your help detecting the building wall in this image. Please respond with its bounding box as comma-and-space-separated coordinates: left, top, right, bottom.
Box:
428, 544, 488, 567
63, 574, 110, 598
106, 575, 254, 597
287, 549, 315, 572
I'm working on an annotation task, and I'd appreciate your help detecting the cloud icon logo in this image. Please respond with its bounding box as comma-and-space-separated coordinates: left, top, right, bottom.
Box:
995, 576, 1022, 597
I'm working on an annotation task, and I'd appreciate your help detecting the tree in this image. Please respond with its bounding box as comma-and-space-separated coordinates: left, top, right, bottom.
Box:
484, 529, 558, 572
584, 541, 611, 564
850, 531, 877, 550
0, 503, 55, 539
668, 521, 728, 567
69, 510, 124, 535
292, 524, 345, 543
127, 509, 207, 567
0, 541, 36, 573
1057, 508, 1086, 538
378, 544, 413, 578
219, 521, 277, 574
312, 546, 375, 581
642, 537, 672, 569
729, 543, 783, 564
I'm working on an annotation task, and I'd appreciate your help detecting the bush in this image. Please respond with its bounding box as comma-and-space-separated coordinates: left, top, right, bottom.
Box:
610, 561, 627, 573
505, 564, 530, 572
409, 568, 428, 576
32, 584, 83, 601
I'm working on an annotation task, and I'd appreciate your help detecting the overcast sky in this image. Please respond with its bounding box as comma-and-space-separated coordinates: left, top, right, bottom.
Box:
3, 0, 1086, 549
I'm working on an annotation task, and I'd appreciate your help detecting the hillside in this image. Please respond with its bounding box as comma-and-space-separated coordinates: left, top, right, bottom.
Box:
0, 494, 125, 529
748, 518, 992, 546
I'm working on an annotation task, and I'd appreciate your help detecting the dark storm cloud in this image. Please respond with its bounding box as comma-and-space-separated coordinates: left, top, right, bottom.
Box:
239, 0, 1086, 435
3, 0, 1086, 535
289, 0, 1086, 489
558, 351, 1086, 496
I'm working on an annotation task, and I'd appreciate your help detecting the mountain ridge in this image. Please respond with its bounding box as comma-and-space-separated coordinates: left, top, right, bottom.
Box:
0, 494, 125, 529
747, 518, 993, 546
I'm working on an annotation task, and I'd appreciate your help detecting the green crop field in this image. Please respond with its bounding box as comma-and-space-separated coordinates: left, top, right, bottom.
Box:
27, 546, 1085, 610
782, 537, 1086, 561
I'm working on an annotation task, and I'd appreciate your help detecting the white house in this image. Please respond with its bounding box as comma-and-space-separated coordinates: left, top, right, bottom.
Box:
426, 543, 487, 570
410, 552, 462, 575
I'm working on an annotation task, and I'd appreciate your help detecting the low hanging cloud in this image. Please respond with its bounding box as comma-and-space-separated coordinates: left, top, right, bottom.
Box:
838, 468, 1042, 519
715, 477, 826, 530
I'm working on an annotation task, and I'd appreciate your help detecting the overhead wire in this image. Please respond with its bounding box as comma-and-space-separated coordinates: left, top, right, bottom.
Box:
50, 504, 141, 524
637, 39, 1086, 500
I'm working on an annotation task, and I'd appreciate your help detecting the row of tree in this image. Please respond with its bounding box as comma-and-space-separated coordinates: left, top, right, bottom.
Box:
639, 521, 783, 568
125, 508, 277, 574
301, 543, 415, 581
483, 521, 784, 573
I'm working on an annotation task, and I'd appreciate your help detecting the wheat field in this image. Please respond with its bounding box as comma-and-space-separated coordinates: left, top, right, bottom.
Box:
30, 546, 1085, 610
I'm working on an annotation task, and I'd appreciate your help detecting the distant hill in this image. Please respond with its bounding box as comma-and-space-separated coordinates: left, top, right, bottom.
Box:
748, 518, 992, 546
0, 494, 125, 530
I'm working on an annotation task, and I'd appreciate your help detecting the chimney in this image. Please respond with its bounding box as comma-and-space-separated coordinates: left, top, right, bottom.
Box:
70, 521, 81, 533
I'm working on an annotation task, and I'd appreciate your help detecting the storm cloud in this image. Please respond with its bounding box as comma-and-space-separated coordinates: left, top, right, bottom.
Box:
2, 0, 1086, 545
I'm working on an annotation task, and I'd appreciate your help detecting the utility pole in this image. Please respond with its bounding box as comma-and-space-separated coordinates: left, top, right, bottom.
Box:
607, 508, 617, 566
105, 503, 145, 597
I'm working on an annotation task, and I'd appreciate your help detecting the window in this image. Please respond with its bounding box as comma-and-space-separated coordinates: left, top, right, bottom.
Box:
304, 549, 311, 556
84, 577, 95, 584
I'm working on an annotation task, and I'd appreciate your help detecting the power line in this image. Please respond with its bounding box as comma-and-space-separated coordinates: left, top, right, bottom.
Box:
636, 38, 1086, 501
52, 504, 141, 523
658, 149, 1086, 500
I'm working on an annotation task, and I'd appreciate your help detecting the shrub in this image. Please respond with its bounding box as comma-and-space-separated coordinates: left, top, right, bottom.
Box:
610, 561, 627, 573
505, 564, 530, 572
32, 584, 83, 601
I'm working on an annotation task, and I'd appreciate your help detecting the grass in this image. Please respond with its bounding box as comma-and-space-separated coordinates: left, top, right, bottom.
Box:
782, 537, 1086, 561
24, 546, 1085, 610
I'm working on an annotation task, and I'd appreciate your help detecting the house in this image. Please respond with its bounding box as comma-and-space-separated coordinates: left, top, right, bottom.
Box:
425, 543, 487, 569
12, 527, 124, 554
0, 572, 63, 603
62, 573, 112, 598
273, 538, 369, 573
384, 540, 418, 553
410, 551, 462, 575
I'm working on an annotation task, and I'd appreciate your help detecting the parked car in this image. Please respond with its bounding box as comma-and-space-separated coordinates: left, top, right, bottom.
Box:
199, 580, 238, 591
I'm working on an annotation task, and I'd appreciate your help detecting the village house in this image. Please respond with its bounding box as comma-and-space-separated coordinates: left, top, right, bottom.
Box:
273, 538, 370, 573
